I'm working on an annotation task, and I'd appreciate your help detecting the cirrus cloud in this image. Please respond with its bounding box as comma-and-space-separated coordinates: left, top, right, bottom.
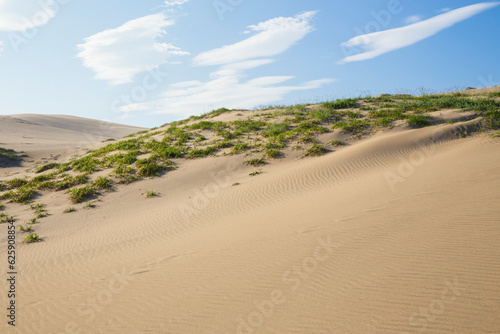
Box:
340, 2, 500, 63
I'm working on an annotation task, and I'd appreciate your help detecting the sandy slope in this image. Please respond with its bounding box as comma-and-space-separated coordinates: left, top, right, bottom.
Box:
0, 114, 146, 177
0, 120, 499, 333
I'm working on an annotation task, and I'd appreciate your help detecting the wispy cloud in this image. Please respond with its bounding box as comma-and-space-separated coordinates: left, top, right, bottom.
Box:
118, 12, 334, 117
194, 11, 317, 66
77, 13, 189, 85
404, 15, 423, 24
340, 2, 500, 63
164, 0, 190, 6
0, 0, 56, 31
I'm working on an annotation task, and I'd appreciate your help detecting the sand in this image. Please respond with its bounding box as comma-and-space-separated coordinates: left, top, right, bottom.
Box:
1, 104, 500, 333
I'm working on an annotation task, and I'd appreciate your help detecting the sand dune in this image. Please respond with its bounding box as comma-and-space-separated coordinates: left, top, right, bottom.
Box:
0, 114, 146, 176
1, 90, 500, 333
1, 123, 499, 333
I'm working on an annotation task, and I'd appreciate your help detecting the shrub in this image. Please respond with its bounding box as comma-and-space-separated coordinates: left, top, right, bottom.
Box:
68, 186, 96, 203
244, 158, 266, 167
263, 123, 289, 137
35, 163, 60, 173
231, 142, 250, 154
187, 147, 217, 158
11, 187, 37, 204
322, 98, 357, 110
25, 233, 40, 243
407, 115, 431, 128
64, 207, 76, 213
136, 159, 165, 177
6, 178, 28, 189
330, 140, 346, 147
146, 190, 158, 198
265, 149, 281, 159
305, 144, 327, 157
93, 176, 113, 190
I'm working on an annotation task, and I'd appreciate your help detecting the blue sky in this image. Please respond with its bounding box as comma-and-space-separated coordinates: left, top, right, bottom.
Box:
0, 0, 499, 127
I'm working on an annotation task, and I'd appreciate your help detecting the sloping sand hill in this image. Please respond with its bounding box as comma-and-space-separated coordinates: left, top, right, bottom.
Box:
0, 114, 146, 176
0, 88, 499, 333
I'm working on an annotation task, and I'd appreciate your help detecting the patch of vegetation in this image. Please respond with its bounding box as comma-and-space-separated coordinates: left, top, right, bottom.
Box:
0, 204, 4, 211
136, 158, 172, 177
64, 207, 76, 213
68, 186, 96, 204
265, 149, 281, 159
244, 158, 266, 167
18, 225, 33, 233
231, 142, 251, 154
407, 115, 431, 128
187, 147, 217, 159
305, 143, 327, 157
25, 233, 40, 243
263, 123, 289, 137
10, 187, 37, 204
146, 190, 159, 198
249, 169, 263, 177
322, 98, 357, 110
35, 163, 60, 173
488, 92, 500, 98
93, 176, 113, 190
0, 147, 23, 161
71, 157, 101, 173
330, 140, 346, 147
333, 120, 370, 134
491, 131, 500, 138
84, 201, 96, 209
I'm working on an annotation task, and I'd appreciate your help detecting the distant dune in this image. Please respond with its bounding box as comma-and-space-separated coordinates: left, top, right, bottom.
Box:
0, 114, 146, 175
0, 87, 499, 333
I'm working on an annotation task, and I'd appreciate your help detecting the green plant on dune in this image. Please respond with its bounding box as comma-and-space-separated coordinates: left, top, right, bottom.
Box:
25, 233, 40, 243
68, 185, 96, 204
305, 143, 327, 157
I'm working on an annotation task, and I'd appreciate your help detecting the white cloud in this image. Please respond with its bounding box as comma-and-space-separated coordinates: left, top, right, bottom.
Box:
340, 2, 500, 63
118, 12, 333, 117
436, 8, 451, 14
404, 15, 422, 24
0, 0, 56, 32
77, 13, 189, 85
164, 0, 190, 7
194, 11, 317, 66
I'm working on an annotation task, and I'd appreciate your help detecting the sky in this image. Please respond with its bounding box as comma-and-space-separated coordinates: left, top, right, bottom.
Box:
0, 0, 499, 128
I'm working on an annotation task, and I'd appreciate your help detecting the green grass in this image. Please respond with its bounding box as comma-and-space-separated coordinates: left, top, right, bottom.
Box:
93, 176, 113, 190
265, 149, 281, 159
146, 190, 159, 198
488, 92, 500, 98
407, 115, 431, 128
0, 147, 23, 161
333, 120, 370, 134
25, 233, 40, 243
18, 225, 33, 233
244, 158, 266, 167
64, 207, 76, 213
84, 201, 96, 208
187, 147, 217, 159
305, 143, 327, 157
0, 204, 4, 211
249, 169, 263, 177
136, 159, 167, 177
10, 187, 37, 204
230, 142, 251, 154
263, 123, 289, 137
71, 157, 101, 173
68, 186, 96, 204
330, 140, 346, 147
491, 131, 500, 138
322, 98, 357, 110
35, 163, 60, 173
